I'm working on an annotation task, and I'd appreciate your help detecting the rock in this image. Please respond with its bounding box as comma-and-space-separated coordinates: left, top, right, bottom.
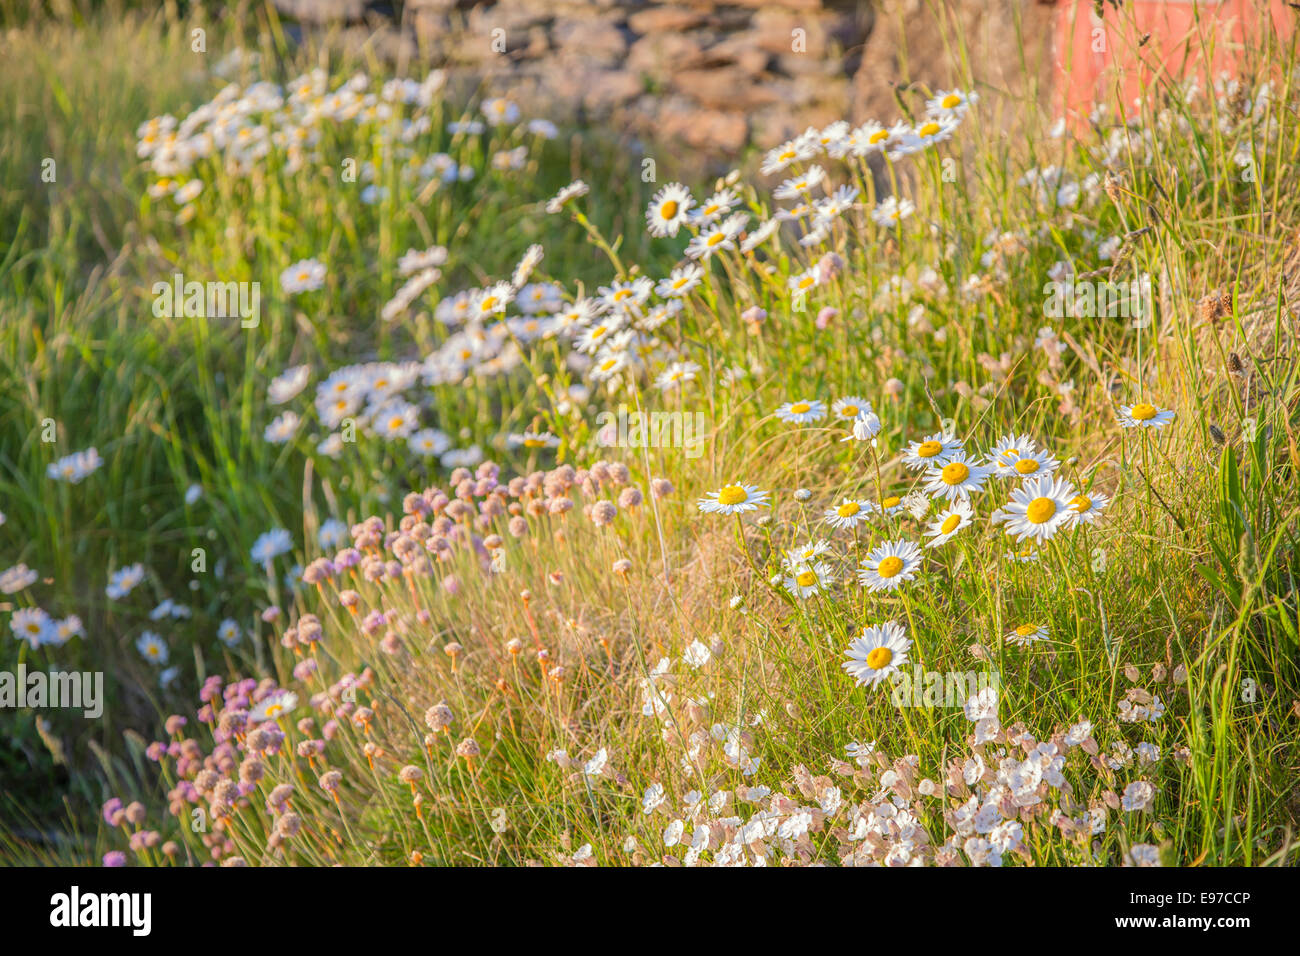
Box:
627, 6, 709, 33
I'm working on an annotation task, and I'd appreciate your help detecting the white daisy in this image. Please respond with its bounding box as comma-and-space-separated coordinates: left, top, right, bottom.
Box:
774, 399, 826, 425
698, 484, 770, 515
921, 452, 992, 501
655, 264, 704, 298
1007, 623, 1048, 647
280, 258, 326, 294
783, 561, 835, 599
1117, 402, 1175, 429
645, 183, 694, 238
902, 432, 964, 471
923, 500, 974, 548
251, 528, 293, 565
995, 474, 1078, 543
832, 396, 874, 421
843, 620, 911, 688
1068, 489, 1111, 526
823, 498, 874, 530
857, 539, 924, 592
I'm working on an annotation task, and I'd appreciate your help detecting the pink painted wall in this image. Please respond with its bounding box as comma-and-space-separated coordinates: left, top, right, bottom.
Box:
1050, 0, 1295, 123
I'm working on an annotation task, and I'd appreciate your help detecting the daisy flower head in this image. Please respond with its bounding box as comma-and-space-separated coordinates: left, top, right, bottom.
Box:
656, 264, 703, 299
409, 428, 452, 457
589, 349, 630, 382
774, 399, 826, 425
857, 539, 924, 592
10, 607, 53, 648
685, 213, 746, 261
788, 268, 821, 300
645, 182, 694, 238
1007, 623, 1048, 647
217, 618, 242, 648
136, 630, 169, 665
871, 196, 915, 228
923, 499, 974, 548
471, 281, 514, 320
545, 179, 588, 214
996, 474, 1078, 543
873, 493, 906, 517
1118, 401, 1175, 429
106, 563, 147, 599
761, 136, 817, 176
782, 539, 831, 569
843, 620, 911, 688
773, 164, 826, 201
908, 114, 961, 150
281, 258, 326, 294
840, 412, 883, 444
370, 399, 420, 440
508, 431, 560, 450
922, 452, 992, 501
698, 484, 770, 515
268, 365, 311, 404
823, 498, 874, 530
927, 89, 978, 118
832, 396, 874, 421
689, 188, 738, 226
1003, 446, 1060, 481
251, 528, 293, 565
263, 410, 300, 444
1067, 489, 1110, 526
250, 690, 299, 723
783, 562, 835, 599
985, 433, 1039, 477
655, 361, 701, 391
902, 432, 964, 471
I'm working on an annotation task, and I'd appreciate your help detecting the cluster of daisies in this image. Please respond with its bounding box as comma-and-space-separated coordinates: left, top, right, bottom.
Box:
46, 447, 103, 484
698, 394, 1183, 687
260, 348, 485, 468
137, 65, 552, 224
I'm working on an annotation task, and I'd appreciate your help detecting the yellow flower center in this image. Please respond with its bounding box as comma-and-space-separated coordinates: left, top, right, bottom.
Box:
919, 121, 941, 137
388, 417, 405, 430
798, 275, 816, 289
840, 404, 858, 416
266, 704, 284, 718
523, 437, 547, 448
1015, 624, 1037, 637
837, 501, 861, 518
795, 570, 817, 588
707, 232, 726, 247
881, 496, 901, 508
788, 402, 811, 414
1014, 458, 1040, 474
480, 296, 498, 311
1070, 495, 1092, 513
866, 646, 893, 669
941, 93, 962, 109
941, 461, 970, 485
877, 555, 905, 578
1131, 402, 1158, 421
779, 149, 796, 161
917, 440, 942, 458
941, 514, 961, 534
1026, 497, 1057, 523
869, 129, 889, 144
717, 486, 748, 506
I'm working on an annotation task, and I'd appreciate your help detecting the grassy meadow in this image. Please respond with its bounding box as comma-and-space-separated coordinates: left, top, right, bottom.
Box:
1, 0, 1298, 867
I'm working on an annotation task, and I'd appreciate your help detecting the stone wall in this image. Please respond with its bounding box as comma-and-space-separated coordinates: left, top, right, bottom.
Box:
274, 0, 1056, 156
